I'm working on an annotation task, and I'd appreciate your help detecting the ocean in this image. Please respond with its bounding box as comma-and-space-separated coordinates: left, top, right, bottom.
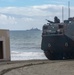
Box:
10, 30, 47, 61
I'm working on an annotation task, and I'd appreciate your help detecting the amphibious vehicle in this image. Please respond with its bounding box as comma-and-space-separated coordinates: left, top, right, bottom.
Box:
41, 16, 74, 60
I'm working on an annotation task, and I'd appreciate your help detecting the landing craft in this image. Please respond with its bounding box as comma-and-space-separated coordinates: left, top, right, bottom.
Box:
41, 16, 74, 60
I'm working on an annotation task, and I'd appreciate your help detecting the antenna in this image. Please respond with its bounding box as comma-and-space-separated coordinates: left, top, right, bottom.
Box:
62, 6, 64, 22
68, 1, 70, 18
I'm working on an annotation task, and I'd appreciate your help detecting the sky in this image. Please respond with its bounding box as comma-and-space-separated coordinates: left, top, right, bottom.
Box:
0, 0, 74, 30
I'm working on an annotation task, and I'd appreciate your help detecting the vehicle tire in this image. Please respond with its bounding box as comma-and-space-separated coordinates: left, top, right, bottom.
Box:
44, 51, 56, 60
44, 51, 63, 60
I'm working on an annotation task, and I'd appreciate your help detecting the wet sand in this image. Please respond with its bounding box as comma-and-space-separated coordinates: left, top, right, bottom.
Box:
0, 60, 74, 75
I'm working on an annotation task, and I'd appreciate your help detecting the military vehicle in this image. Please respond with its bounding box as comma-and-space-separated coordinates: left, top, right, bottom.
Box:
41, 16, 74, 60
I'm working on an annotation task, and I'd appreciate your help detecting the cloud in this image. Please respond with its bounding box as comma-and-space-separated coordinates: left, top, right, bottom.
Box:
0, 14, 15, 25
0, 4, 74, 30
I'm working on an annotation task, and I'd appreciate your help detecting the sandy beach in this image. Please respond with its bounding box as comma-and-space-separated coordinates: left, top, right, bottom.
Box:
0, 60, 74, 75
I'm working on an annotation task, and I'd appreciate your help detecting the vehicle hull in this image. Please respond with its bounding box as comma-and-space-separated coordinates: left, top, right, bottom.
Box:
41, 34, 74, 60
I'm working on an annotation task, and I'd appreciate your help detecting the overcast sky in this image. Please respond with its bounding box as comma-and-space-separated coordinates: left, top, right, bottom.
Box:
0, 0, 74, 30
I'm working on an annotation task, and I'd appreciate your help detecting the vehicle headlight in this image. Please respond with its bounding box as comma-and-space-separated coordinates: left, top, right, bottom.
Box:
48, 43, 51, 47
65, 42, 68, 47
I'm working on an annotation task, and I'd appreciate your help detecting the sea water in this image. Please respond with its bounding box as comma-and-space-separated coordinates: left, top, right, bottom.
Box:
10, 30, 47, 61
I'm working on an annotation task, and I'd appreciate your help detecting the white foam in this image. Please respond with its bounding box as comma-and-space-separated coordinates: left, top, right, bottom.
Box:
11, 51, 47, 61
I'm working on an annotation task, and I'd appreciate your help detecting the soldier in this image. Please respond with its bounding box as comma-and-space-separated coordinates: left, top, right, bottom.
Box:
54, 16, 60, 23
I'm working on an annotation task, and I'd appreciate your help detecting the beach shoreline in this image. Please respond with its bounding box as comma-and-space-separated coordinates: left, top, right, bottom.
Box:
0, 60, 74, 75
